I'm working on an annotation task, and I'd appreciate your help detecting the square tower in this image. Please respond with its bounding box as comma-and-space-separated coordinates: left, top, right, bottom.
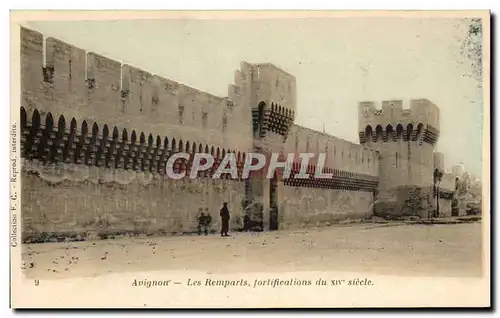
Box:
243, 63, 297, 231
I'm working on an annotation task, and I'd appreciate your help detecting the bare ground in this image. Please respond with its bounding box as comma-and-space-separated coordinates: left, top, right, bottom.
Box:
20, 222, 483, 280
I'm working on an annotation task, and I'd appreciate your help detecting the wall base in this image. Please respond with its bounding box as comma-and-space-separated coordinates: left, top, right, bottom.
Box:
374, 185, 433, 219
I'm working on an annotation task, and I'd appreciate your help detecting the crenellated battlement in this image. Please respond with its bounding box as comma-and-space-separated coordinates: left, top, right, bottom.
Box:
248, 63, 297, 114
240, 63, 297, 141
358, 97, 443, 218
285, 124, 380, 177
227, 61, 254, 108
358, 99, 439, 130
20, 27, 254, 153
358, 99, 440, 145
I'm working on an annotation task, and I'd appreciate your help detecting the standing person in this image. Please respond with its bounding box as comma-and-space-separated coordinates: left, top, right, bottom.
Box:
220, 202, 230, 237
243, 214, 250, 232
197, 212, 206, 236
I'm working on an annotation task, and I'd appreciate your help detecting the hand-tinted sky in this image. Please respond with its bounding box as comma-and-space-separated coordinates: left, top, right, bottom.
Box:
24, 17, 484, 176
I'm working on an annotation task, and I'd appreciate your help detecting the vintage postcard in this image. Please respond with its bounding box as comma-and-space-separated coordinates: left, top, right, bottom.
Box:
9, 10, 490, 308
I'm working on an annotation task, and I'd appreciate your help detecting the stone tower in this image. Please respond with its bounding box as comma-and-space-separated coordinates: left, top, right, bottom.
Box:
239, 63, 296, 230
358, 99, 440, 218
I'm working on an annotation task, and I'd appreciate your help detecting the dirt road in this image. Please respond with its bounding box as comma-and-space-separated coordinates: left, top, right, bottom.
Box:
20, 222, 484, 280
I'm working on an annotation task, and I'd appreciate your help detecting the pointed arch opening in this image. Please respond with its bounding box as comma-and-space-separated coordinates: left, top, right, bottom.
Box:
365, 125, 373, 142
102, 124, 109, 138
375, 125, 383, 142
386, 124, 394, 141
20, 107, 27, 129
171, 138, 176, 152
91, 122, 99, 136
70, 118, 77, 134
406, 124, 414, 141
416, 123, 424, 140
255, 101, 266, 136
81, 121, 88, 136
57, 115, 66, 135
122, 128, 128, 142
112, 126, 119, 141
32, 109, 41, 129
45, 113, 54, 130
396, 124, 404, 140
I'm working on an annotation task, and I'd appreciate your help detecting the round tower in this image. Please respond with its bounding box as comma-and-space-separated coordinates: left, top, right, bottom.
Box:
358, 99, 440, 218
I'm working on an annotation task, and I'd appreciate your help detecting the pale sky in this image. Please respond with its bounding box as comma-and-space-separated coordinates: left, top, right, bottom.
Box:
24, 17, 484, 176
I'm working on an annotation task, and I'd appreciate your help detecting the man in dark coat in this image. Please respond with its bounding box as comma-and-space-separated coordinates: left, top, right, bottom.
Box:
220, 202, 230, 237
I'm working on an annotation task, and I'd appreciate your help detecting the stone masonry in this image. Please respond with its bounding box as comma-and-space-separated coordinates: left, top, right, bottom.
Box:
19, 27, 457, 242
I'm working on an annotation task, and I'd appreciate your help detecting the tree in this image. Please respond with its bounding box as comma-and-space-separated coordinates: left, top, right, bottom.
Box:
460, 18, 484, 89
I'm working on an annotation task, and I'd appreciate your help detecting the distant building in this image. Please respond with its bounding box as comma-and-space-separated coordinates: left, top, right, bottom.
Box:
452, 164, 466, 178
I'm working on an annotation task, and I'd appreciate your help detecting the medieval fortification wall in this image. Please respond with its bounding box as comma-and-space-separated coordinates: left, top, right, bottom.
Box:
20, 27, 254, 240
280, 125, 378, 227
20, 26, 382, 241
20, 25, 465, 240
